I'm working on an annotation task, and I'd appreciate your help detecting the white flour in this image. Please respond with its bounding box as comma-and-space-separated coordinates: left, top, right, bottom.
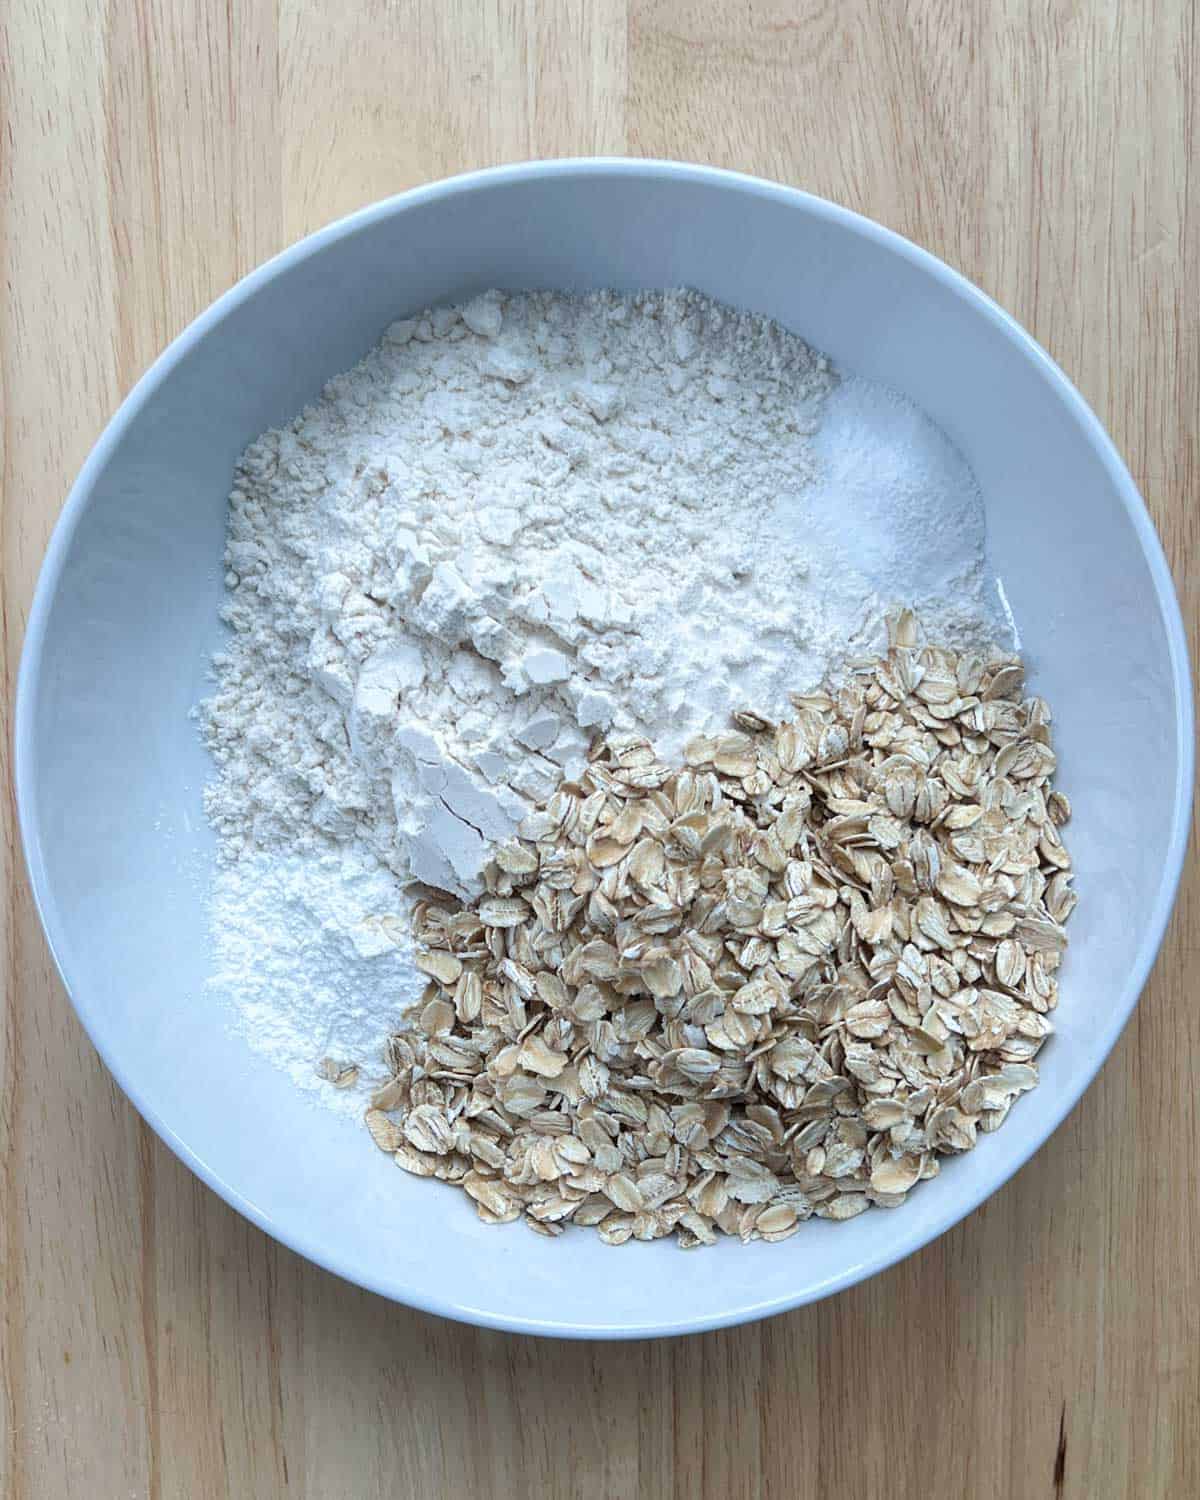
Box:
198, 287, 1009, 1106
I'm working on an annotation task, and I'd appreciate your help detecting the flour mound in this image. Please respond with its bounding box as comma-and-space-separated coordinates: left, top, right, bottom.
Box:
200, 289, 841, 897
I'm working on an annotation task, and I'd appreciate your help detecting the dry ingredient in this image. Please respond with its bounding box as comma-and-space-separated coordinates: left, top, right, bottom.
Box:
206, 845, 425, 1114
198, 286, 1016, 1128
365, 615, 1074, 1246
200, 289, 1006, 900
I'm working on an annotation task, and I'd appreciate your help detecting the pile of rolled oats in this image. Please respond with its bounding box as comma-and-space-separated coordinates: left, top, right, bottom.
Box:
363, 614, 1076, 1246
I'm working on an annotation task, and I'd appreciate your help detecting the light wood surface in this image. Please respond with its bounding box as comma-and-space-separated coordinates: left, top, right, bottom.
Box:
2, 4, 1196, 1497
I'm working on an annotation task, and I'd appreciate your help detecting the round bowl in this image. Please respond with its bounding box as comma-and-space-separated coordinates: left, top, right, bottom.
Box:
16, 160, 1193, 1338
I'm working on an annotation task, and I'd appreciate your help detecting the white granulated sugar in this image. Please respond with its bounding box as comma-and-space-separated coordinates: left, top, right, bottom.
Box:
198, 286, 1010, 1107
766, 375, 1011, 665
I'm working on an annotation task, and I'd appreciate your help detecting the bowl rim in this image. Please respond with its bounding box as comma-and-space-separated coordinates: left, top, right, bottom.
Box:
15, 157, 1195, 1339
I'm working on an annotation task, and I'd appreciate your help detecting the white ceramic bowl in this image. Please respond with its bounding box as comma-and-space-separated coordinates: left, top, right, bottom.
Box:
17, 161, 1192, 1338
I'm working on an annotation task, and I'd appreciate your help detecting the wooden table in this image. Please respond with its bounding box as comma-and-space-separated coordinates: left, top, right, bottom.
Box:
2, 4, 1195, 1496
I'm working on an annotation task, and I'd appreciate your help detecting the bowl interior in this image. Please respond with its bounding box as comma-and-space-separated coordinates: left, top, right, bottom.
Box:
19, 164, 1190, 1336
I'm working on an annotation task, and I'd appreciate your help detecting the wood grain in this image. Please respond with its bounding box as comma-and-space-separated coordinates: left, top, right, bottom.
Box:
2, 3, 1196, 1496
